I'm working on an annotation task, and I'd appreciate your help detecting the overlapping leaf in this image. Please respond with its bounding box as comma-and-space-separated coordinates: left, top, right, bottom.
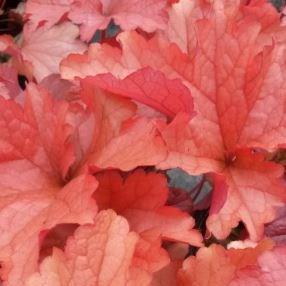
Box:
26, 210, 150, 286
25, 0, 73, 32
0, 85, 98, 285
230, 245, 286, 285
69, 0, 168, 41
178, 240, 274, 286
61, 0, 286, 240
0, 22, 86, 82
94, 169, 203, 246
78, 80, 167, 171
0, 81, 166, 285
1, 0, 286, 284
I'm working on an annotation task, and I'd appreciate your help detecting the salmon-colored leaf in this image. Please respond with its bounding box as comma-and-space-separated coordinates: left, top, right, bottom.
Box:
21, 22, 86, 81
78, 80, 167, 171
0, 174, 97, 286
68, 0, 168, 41
230, 246, 286, 286
24, 83, 76, 179
0, 85, 98, 286
63, 0, 286, 240
1, 0, 286, 284
207, 149, 286, 241
60, 42, 129, 80
25, 0, 73, 32
178, 239, 274, 286
26, 210, 141, 286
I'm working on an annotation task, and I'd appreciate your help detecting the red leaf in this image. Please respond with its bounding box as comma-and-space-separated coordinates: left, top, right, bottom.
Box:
151, 261, 182, 286
1, 1, 286, 284
94, 169, 203, 246
243, 0, 286, 42
83, 67, 194, 118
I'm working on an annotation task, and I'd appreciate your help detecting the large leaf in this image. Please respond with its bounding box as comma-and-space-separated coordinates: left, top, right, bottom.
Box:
62, 0, 286, 240
0, 85, 98, 286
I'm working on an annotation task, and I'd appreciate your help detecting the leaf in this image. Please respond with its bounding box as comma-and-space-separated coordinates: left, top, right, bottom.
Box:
21, 22, 86, 81
178, 244, 236, 286
24, 83, 76, 179
39, 223, 79, 260
151, 261, 182, 286
83, 67, 194, 118
0, 86, 98, 286
178, 240, 274, 286
94, 169, 203, 246
230, 246, 286, 286
227, 239, 275, 269
159, 119, 286, 240
62, 0, 286, 150
63, 0, 286, 240
60, 42, 130, 80
0, 65, 22, 100
91, 117, 167, 170
158, 112, 224, 175
0, 73, 166, 284
78, 79, 167, 171
0, 174, 97, 286
68, 0, 168, 41
25, 0, 73, 32
206, 149, 286, 241
243, 0, 286, 43
132, 229, 170, 274
26, 210, 142, 286
0, 84, 71, 181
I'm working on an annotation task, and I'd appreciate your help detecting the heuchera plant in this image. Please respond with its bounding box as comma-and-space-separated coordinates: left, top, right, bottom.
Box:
0, 0, 286, 285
